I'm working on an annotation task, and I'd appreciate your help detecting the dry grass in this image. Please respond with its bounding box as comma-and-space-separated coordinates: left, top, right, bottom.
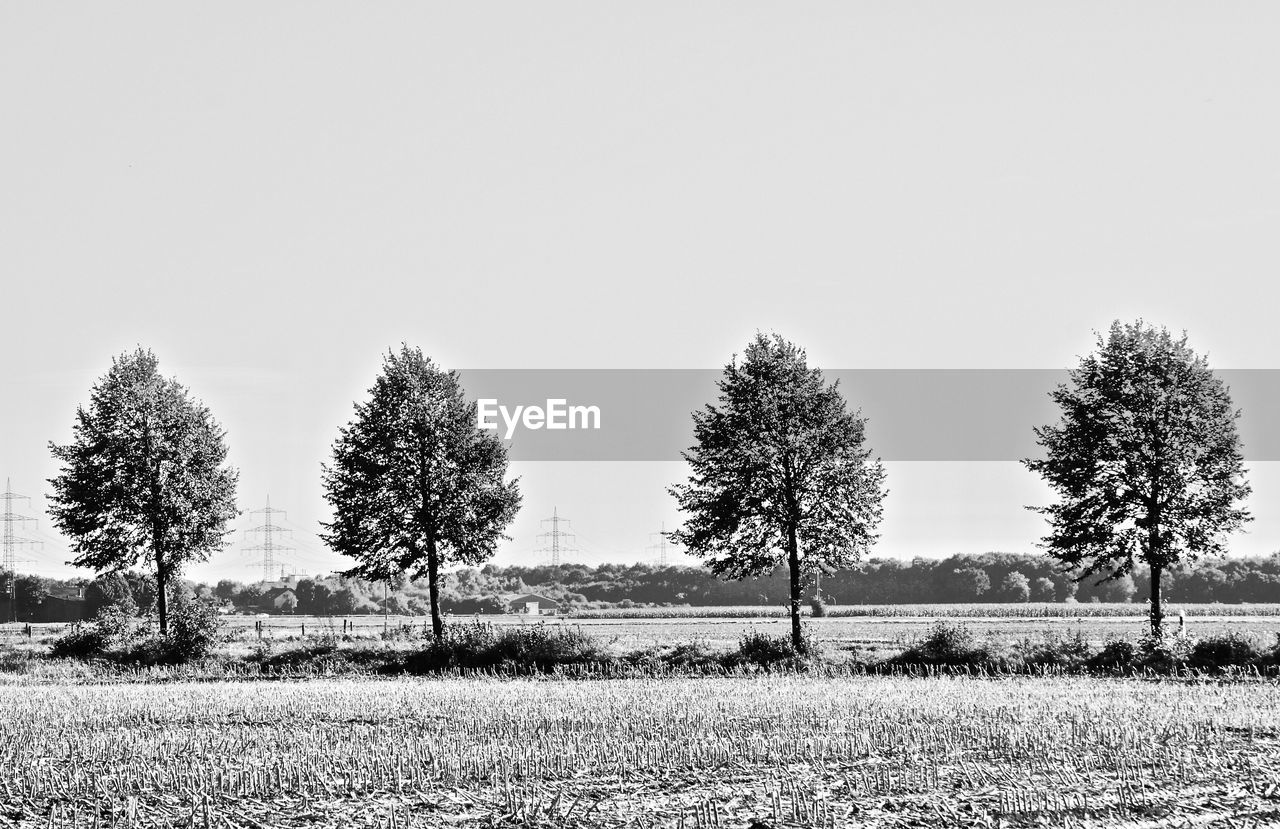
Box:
1, 675, 1279, 827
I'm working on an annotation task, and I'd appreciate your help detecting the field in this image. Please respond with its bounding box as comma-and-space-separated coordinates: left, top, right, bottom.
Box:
8, 605, 1280, 659
2, 674, 1280, 828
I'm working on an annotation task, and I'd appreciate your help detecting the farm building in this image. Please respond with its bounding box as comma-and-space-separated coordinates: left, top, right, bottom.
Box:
505, 593, 560, 615
0, 585, 91, 623
258, 587, 298, 613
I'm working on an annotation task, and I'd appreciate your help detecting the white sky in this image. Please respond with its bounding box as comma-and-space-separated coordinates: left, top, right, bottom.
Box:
2, 3, 1278, 583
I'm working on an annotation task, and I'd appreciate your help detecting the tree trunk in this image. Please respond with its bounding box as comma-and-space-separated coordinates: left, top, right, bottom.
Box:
154, 531, 168, 635
786, 522, 803, 653
1149, 562, 1163, 640
427, 537, 443, 638
155, 566, 169, 636
1148, 501, 1163, 639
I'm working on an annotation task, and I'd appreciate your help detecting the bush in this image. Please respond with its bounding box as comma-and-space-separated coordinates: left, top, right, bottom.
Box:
725, 628, 820, 669
166, 593, 223, 660
894, 622, 996, 667
663, 639, 723, 670
49, 624, 110, 659
49, 603, 140, 659
116, 594, 224, 666
1087, 638, 1137, 672
1019, 630, 1092, 669
809, 596, 828, 618
1138, 633, 1195, 674
404, 622, 611, 674
1187, 631, 1263, 671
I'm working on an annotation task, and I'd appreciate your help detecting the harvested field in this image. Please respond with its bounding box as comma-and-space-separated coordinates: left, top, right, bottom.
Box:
2, 675, 1279, 827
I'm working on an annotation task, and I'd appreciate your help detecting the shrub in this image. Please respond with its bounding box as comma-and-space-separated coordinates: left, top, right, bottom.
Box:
1187, 631, 1263, 671
725, 629, 820, 669
405, 622, 611, 674
809, 596, 828, 618
663, 639, 723, 671
49, 603, 140, 659
117, 594, 224, 666
1087, 638, 1138, 672
1019, 630, 1092, 669
166, 593, 223, 660
49, 624, 110, 660
1138, 633, 1196, 674
895, 622, 995, 667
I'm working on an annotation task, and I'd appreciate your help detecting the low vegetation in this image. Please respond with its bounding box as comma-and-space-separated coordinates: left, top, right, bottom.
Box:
49, 594, 223, 665
30, 611, 1280, 679
1, 675, 1278, 827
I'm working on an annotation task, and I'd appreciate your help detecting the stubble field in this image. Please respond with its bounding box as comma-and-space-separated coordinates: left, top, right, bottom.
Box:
2, 674, 1280, 828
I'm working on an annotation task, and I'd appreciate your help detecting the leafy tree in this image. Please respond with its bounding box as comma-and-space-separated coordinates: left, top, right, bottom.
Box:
1000, 571, 1031, 603
950, 567, 991, 601
14, 574, 50, 619
321, 345, 522, 637
47, 349, 239, 634
668, 333, 887, 651
1095, 572, 1137, 603
121, 571, 157, 615
1031, 576, 1056, 602
1025, 321, 1251, 637
85, 572, 134, 616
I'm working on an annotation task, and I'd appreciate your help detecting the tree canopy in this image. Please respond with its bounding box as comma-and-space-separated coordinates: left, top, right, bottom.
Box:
47, 348, 239, 633
1025, 320, 1252, 637
669, 333, 887, 650
320, 345, 522, 636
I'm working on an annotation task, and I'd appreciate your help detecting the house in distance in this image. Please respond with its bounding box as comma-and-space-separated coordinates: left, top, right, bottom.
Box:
505, 593, 560, 615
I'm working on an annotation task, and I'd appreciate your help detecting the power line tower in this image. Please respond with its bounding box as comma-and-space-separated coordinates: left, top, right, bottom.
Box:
1, 479, 43, 622
242, 496, 294, 583
647, 522, 673, 567
535, 507, 576, 566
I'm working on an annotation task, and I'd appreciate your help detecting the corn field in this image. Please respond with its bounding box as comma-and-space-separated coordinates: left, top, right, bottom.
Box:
568, 603, 1280, 619
2, 674, 1279, 827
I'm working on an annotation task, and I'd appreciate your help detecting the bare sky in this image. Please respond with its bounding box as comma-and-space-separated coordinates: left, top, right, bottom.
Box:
2, 3, 1278, 584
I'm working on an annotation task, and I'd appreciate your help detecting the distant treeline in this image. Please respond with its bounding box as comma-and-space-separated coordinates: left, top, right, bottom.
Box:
7, 551, 1280, 620
476, 552, 1280, 607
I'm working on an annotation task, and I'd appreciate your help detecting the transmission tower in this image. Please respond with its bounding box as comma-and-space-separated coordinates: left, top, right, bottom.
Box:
242, 496, 294, 583
535, 507, 576, 566
1, 479, 43, 622
647, 522, 673, 567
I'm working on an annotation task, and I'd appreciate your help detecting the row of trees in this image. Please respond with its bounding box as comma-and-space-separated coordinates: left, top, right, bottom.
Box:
13, 549, 1280, 622
43, 320, 1253, 648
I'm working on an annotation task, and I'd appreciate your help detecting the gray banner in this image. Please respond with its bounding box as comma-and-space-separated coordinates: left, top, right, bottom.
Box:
455, 369, 1280, 462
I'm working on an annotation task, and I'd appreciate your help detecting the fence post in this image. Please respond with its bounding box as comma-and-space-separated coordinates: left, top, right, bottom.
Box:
301, 622, 305, 637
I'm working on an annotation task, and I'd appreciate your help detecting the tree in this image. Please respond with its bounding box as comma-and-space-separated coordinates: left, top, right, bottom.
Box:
48, 349, 239, 634
950, 567, 991, 601
1095, 572, 1137, 603
321, 345, 522, 637
1031, 576, 1056, 602
85, 572, 134, 616
1025, 321, 1251, 638
14, 575, 50, 619
1000, 571, 1031, 603
668, 333, 887, 651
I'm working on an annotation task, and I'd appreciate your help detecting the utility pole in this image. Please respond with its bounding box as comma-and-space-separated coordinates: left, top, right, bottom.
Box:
647, 522, 673, 567
535, 507, 576, 566
242, 496, 295, 583
1, 480, 43, 623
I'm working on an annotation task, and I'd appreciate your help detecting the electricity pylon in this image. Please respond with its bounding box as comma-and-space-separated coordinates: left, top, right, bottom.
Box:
535, 507, 576, 566
242, 496, 294, 583
647, 522, 673, 567
1, 479, 43, 622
